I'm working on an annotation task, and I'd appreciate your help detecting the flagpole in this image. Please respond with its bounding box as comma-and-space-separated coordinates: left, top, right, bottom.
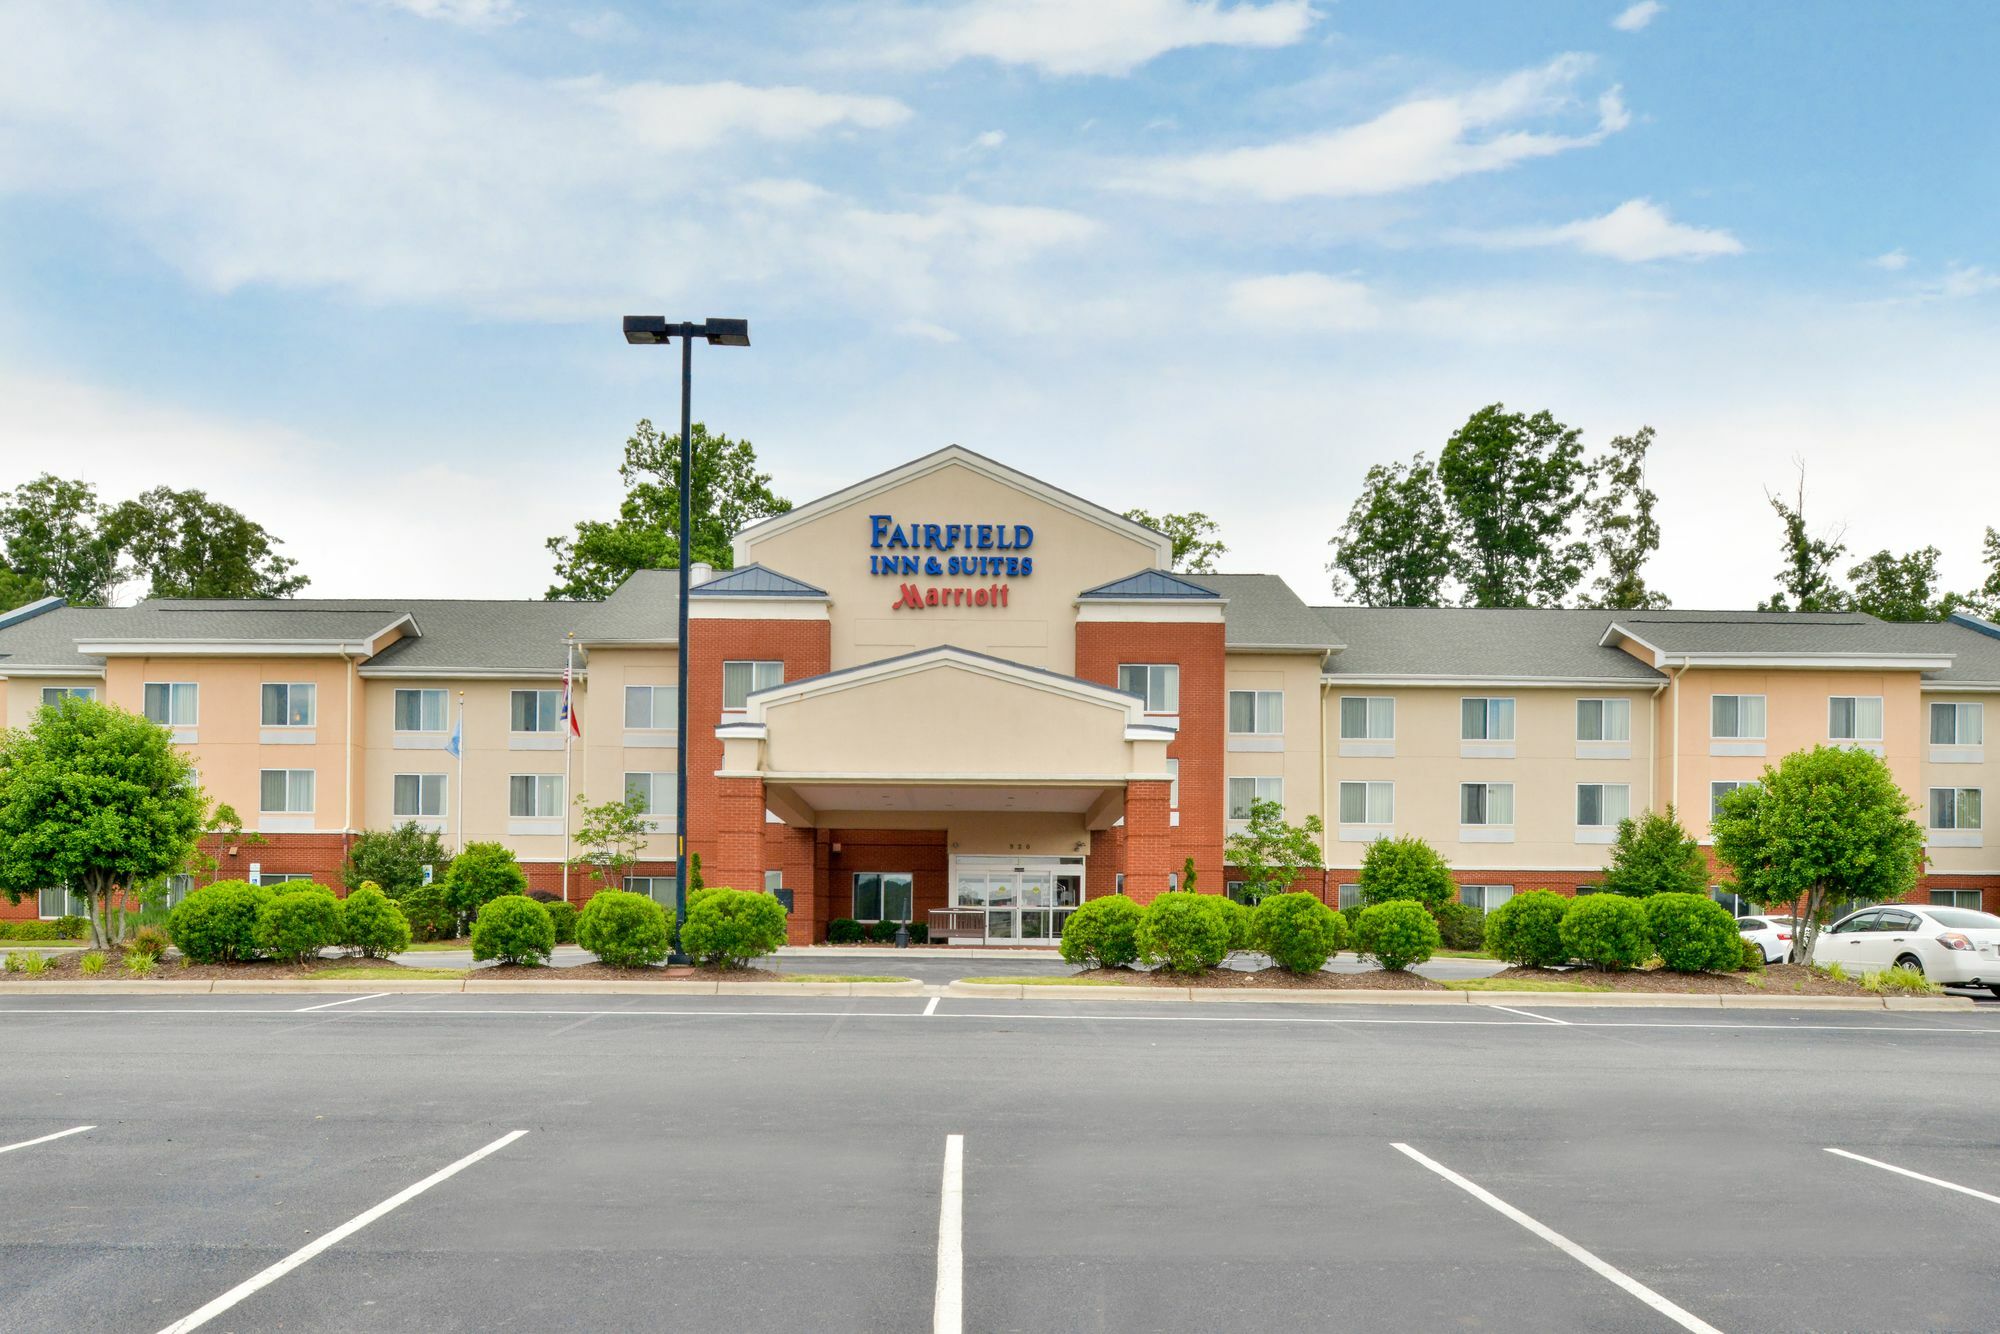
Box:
454, 690, 465, 855
562, 633, 575, 904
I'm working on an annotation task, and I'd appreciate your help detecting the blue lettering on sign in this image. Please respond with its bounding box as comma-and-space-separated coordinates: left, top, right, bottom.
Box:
867, 514, 1035, 577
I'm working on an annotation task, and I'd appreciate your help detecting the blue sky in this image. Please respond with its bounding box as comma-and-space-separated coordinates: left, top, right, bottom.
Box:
1, 0, 1995, 604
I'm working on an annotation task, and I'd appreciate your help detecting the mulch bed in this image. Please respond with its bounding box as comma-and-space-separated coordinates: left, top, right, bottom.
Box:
1484, 963, 1872, 995
1070, 966, 1446, 990
477, 962, 775, 981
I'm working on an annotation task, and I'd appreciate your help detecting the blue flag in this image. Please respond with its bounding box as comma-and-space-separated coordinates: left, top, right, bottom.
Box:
446, 713, 462, 758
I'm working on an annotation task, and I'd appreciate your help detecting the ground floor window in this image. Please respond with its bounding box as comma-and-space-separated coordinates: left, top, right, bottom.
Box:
163, 874, 194, 907
38, 885, 86, 918
625, 875, 673, 904
258, 872, 317, 886
1710, 887, 1750, 916
1931, 889, 1983, 910
1336, 883, 1360, 909
1459, 884, 1514, 912
763, 870, 793, 914
1226, 880, 1249, 904
853, 872, 913, 923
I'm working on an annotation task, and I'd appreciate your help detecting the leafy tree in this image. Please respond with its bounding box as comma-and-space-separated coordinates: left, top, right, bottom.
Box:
1327, 456, 1453, 605
1847, 546, 1958, 622
342, 823, 451, 896
545, 420, 791, 600
1437, 404, 1594, 607
0, 697, 207, 946
1965, 527, 2000, 618
569, 790, 652, 891
1757, 469, 1849, 612
1601, 806, 1710, 898
443, 840, 529, 919
104, 487, 307, 599
0, 567, 47, 612
0, 475, 122, 605
1222, 798, 1324, 903
1180, 855, 1198, 894
1585, 426, 1670, 609
1710, 746, 1923, 962
1123, 509, 1226, 573
1355, 835, 1455, 912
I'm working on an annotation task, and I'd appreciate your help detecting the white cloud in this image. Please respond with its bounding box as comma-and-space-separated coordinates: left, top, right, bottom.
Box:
1479, 198, 1742, 262
1938, 264, 2000, 298
600, 80, 910, 152
375, 0, 519, 26
872, 0, 1316, 76
1227, 272, 1379, 330
1869, 248, 1911, 271
1122, 54, 1628, 201
973, 129, 1006, 149
1610, 1, 1664, 32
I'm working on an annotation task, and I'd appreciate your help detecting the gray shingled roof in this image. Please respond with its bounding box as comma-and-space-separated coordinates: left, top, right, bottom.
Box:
1077, 570, 1222, 600
1904, 617, 2000, 687
1186, 574, 1341, 652
1315, 607, 1666, 681
0, 605, 131, 673
1604, 609, 1959, 659
72, 603, 416, 644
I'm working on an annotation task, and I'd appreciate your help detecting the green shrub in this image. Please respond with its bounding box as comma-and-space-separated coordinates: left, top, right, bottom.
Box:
866, 919, 902, 943
2, 921, 52, 940
339, 887, 413, 959
1340, 903, 1364, 937
2, 951, 21, 973
1861, 967, 1941, 995
679, 888, 786, 969
544, 901, 578, 945
1135, 892, 1232, 974
1738, 935, 1765, 972
443, 841, 529, 920
125, 950, 157, 976
1434, 901, 1487, 951
1642, 892, 1743, 974
56, 914, 88, 938
128, 924, 172, 958
255, 890, 342, 964
1219, 897, 1255, 953
80, 951, 106, 975
1559, 894, 1651, 971
1484, 890, 1571, 968
20, 950, 49, 976
1356, 836, 1456, 912
572, 890, 674, 967
169, 880, 274, 963
393, 884, 456, 942
1820, 960, 1850, 983
906, 921, 929, 945
1058, 895, 1144, 969
827, 918, 864, 944
1253, 892, 1349, 974
471, 895, 556, 967
1354, 901, 1440, 971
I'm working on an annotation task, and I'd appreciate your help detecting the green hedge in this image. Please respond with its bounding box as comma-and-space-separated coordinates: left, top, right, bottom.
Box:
1253, 892, 1348, 974
827, 918, 864, 944
1058, 895, 1143, 969
393, 884, 457, 942
545, 900, 578, 945
1354, 900, 1440, 971
1559, 894, 1651, 971
575, 889, 673, 968
1357, 836, 1456, 912
1483, 890, 1570, 968
1136, 892, 1232, 974
1433, 900, 1487, 951
340, 887, 412, 959
255, 890, 342, 964
0, 918, 88, 941
472, 895, 555, 966
169, 880, 275, 964
1642, 892, 1743, 973
679, 888, 785, 969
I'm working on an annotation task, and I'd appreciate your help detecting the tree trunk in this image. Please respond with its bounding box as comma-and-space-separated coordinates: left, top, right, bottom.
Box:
1792, 887, 1826, 965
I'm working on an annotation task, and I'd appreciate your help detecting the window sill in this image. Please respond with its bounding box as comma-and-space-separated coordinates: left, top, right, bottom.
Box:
393, 817, 446, 833
1709, 740, 1766, 757
1927, 830, 1984, 848
1338, 823, 1393, 843
623, 730, 679, 748
1930, 744, 1985, 765
1227, 735, 1284, 753
257, 813, 315, 833
260, 728, 316, 746
1575, 741, 1632, 760
1460, 742, 1515, 759
1460, 826, 1515, 844
1338, 740, 1395, 758
392, 733, 451, 750
1574, 828, 1618, 845
1829, 739, 1884, 755
170, 728, 198, 745
642, 817, 677, 834
507, 817, 564, 836
508, 734, 564, 751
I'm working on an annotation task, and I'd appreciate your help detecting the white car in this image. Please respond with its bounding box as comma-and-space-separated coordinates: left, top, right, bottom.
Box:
1736, 916, 1797, 965
1811, 905, 2000, 994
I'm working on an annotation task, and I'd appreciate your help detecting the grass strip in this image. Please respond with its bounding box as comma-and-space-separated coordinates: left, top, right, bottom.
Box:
1443, 977, 1613, 993
315, 965, 469, 980
773, 974, 912, 984
957, 975, 1127, 986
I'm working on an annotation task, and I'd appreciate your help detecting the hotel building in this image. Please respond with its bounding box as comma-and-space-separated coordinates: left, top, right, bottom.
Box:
3, 447, 1996, 941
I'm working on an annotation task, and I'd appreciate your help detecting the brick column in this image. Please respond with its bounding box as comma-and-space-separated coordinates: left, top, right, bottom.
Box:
708, 775, 768, 895
1122, 778, 1175, 905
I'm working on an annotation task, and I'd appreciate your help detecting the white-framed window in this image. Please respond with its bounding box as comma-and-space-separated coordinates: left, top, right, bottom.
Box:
1461, 697, 1516, 741
1166, 757, 1180, 812
1460, 782, 1515, 826
163, 874, 195, 908
1576, 783, 1632, 828
1228, 689, 1283, 734
40, 686, 96, 707
393, 688, 447, 732
1828, 695, 1883, 742
508, 773, 564, 818
1228, 775, 1283, 820
1459, 884, 1514, 912
1931, 701, 1984, 745
625, 875, 673, 904
259, 769, 315, 813
259, 872, 317, 886
143, 682, 198, 726
1339, 696, 1395, 740
1711, 694, 1767, 739
1710, 887, 1751, 916
723, 660, 784, 711
853, 871, 913, 922
764, 870, 784, 894
1118, 663, 1180, 714
1931, 787, 1983, 831
511, 689, 561, 733
38, 884, 87, 918
1932, 889, 1983, 910
1336, 883, 1360, 910
1338, 780, 1393, 825
392, 773, 447, 818
1576, 698, 1631, 741
624, 684, 679, 729
260, 682, 316, 728
624, 771, 676, 817
1710, 780, 1753, 821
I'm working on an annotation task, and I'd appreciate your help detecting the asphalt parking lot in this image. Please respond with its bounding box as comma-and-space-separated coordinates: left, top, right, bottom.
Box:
3, 993, 1998, 1333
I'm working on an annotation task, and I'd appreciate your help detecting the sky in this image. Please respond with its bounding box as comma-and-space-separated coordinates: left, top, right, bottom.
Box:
0, 0, 1995, 607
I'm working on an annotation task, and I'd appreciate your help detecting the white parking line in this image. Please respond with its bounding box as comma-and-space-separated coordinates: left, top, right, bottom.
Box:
1825, 1147, 2000, 1206
1480, 1004, 1570, 1025
1392, 1142, 1723, 1334
924, 997, 941, 1017
0, 1124, 94, 1156
934, 1133, 963, 1334
154, 1129, 528, 1334
294, 993, 389, 1012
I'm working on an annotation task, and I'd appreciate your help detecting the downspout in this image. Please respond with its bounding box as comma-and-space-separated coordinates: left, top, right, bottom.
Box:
1666, 660, 1687, 821
1319, 674, 1331, 904
344, 653, 357, 855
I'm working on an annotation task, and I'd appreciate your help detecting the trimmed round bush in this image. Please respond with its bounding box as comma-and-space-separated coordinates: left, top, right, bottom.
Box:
472, 895, 555, 966
56, 914, 87, 939
1253, 891, 1349, 974
1434, 900, 1487, 951
574, 889, 674, 967
1058, 895, 1144, 969
679, 888, 787, 969
127, 924, 172, 958
867, 919, 902, 944
1220, 897, 1255, 953
1484, 890, 1571, 969
169, 880, 274, 963
1643, 892, 1743, 974
545, 900, 578, 945
1560, 894, 1652, 971
827, 917, 864, 944
906, 921, 929, 945
255, 890, 342, 964
1738, 935, 1765, 972
444, 841, 529, 920
1354, 900, 1440, 972
340, 886, 412, 959
1135, 892, 1232, 974
393, 884, 457, 942
1357, 836, 1456, 912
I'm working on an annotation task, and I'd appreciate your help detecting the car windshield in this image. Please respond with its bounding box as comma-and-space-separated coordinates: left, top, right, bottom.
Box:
1737, 919, 1766, 929
1924, 908, 2000, 930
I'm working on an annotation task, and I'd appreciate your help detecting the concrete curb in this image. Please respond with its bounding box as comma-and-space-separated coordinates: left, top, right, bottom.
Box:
1467, 992, 1720, 1008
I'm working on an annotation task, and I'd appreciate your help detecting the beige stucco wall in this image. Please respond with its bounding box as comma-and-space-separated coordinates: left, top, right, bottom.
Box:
1918, 690, 1997, 874
738, 458, 1163, 673
4, 674, 106, 730
1224, 652, 1326, 851
577, 646, 680, 857
1319, 685, 1658, 870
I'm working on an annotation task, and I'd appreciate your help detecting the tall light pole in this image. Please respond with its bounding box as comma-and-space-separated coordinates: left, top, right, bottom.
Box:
621, 316, 751, 961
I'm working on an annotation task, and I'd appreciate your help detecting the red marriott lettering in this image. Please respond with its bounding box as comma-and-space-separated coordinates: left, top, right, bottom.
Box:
891, 583, 1010, 611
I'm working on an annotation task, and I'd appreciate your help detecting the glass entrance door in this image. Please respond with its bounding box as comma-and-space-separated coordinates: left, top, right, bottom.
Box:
1017, 870, 1054, 942
984, 873, 1018, 943
951, 856, 1087, 946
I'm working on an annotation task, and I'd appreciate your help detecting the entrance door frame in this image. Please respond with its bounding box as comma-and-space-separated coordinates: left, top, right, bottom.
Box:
950, 854, 1086, 946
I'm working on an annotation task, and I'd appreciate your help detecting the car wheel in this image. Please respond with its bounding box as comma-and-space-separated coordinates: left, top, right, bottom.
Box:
1893, 954, 1925, 975
1989, 986, 2000, 1000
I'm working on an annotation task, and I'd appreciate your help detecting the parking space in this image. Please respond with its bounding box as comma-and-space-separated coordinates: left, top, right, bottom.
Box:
3, 994, 1997, 1331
